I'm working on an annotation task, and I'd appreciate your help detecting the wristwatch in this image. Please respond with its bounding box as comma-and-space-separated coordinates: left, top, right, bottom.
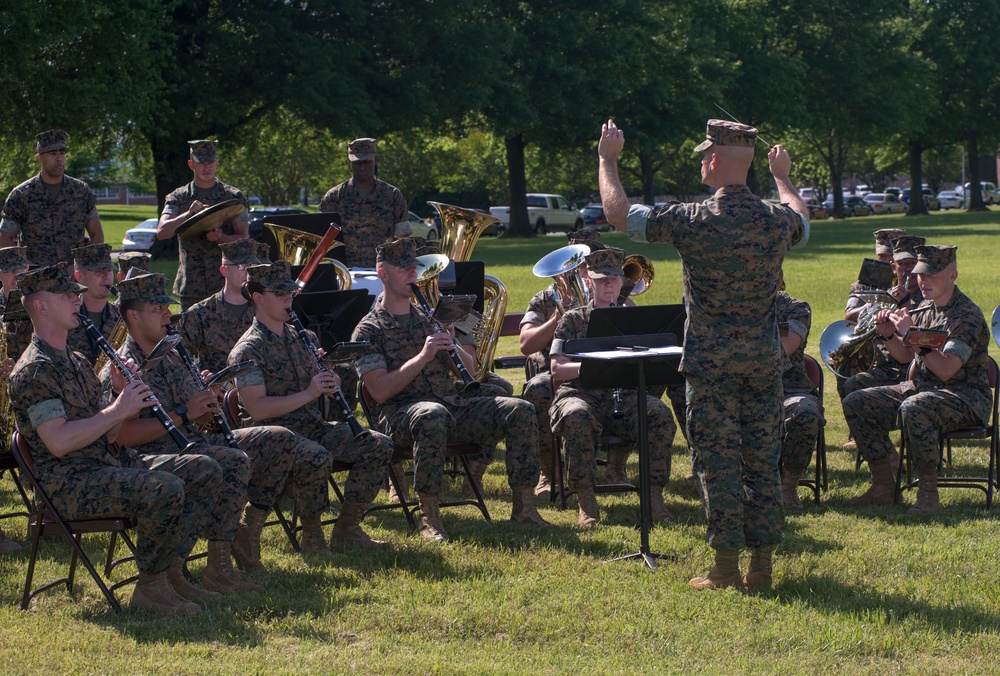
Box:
174, 405, 190, 426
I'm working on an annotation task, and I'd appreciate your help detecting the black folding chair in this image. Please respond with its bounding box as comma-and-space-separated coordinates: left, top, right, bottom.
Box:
796, 354, 829, 504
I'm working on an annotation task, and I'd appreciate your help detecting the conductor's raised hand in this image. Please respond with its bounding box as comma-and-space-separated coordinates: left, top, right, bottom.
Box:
599, 119, 625, 162
768, 144, 792, 181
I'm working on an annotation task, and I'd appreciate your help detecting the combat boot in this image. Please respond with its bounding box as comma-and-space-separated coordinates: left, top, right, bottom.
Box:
907, 467, 940, 516
846, 455, 897, 506
605, 448, 632, 485
689, 550, 744, 591
417, 495, 449, 542
461, 457, 489, 498
781, 465, 806, 514
0, 527, 22, 554
576, 487, 600, 529
387, 463, 409, 503
232, 503, 267, 572
535, 449, 554, 498
299, 515, 329, 554
510, 487, 553, 527
743, 544, 776, 591
130, 571, 201, 615
649, 486, 674, 523
167, 556, 221, 602
202, 541, 262, 592
330, 501, 384, 547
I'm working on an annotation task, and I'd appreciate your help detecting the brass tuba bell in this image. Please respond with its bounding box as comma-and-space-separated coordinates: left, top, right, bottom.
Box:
263, 222, 352, 291
532, 244, 592, 311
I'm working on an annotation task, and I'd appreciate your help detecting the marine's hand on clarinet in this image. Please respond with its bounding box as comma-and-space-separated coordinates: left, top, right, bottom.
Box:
115, 380, 157, 417
307, 371, 339, 398
187, 389, 221, 420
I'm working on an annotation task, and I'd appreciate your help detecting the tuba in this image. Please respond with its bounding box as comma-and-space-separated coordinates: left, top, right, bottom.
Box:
532, 244, 591, 311
414, 202, 507, 382
264, 222, 352, 291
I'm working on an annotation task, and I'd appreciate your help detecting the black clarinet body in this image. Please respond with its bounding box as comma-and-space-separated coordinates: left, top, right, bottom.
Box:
409, 283, 480, 394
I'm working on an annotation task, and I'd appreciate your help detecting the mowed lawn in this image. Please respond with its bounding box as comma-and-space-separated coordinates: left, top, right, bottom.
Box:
2, 205, 1000, 673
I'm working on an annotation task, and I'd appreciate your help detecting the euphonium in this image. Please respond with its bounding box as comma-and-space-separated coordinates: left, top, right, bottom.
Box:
532, 244, 591, 312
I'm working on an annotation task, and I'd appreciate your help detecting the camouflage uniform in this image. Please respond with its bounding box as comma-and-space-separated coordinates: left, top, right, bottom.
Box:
548, 303, 676, 489
318, 179, 408, 269
229, 319, 393, 514
66, 298, 121, 366
352, 297, 540, 496
843, 286, 991, 469
519, 286, 562, 467
1, 292, 32, 362
161, 180, 249, 307
117, 251, 151, 279
627, 186, 806, 550
776, 292, 822, 468
9, 335, 221, 574
177, 290, 256, 373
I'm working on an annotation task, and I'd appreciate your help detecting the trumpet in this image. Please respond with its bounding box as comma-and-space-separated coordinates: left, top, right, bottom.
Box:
410, 283, 480, 394
80, 315, 197, 454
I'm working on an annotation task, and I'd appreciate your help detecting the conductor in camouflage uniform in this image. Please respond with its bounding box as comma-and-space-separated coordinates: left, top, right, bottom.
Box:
66, 244, 121, 365
0, 130, 104, 267
844, 245, 990, 515
318, 138, 411, 268
352, 239, 551, 541
549, 247, 677, 528
601, 118, 809, 590
775, 288, 822, 513
228, 261, 394, 549
177, 238, 263, 373
156, 140, 250, 310
8, 263, 221, 615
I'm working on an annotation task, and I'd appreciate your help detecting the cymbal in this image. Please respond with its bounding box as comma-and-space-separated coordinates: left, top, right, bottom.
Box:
175, 198, 245, 242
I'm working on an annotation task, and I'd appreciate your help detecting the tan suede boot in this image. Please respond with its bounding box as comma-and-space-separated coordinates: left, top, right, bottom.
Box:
846, 456, 897, 505
461, 457, 489, 498
576, 487, 600, 529
649, 486, 674, 523
743, 544, 776, 591
417, 495, 449, 542
907, 467, 940, 516
510, 487, 553, 527
387, 463, 409, 503
202, 541, 262, 592
0, 527, 22, 554
605, 447, 632, 485
167, 556, 221, 602
330, 501, 384, 547
232, 503, 267, 572
689, 549, 744, 591
535, 450, 554, 498
782, 465, 806, 514
130, 571, 201, 615
299, 515, 329, 554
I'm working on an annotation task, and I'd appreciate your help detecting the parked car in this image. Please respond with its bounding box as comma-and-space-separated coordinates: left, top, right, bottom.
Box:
247, 206, 309, 240
884, 187, 902, 198
937, 190, 965, 210
490, 193, 584, 234
963, 182, 1000, 205
580, 204, 613, 231
822, 194, 873, 217
122, 217, 177, 258
409, 211, 440, 241
863, 193, 907, 215
900, 188, 941, 211
804, 198, 829, 220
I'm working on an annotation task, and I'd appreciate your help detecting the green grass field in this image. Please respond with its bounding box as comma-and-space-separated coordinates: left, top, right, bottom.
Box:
3, 206, 1000, 673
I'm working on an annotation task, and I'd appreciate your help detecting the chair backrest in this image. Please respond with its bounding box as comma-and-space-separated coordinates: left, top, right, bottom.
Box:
12, 431, 35, 476
499, 312, 525, 338
357, 381, 379, 431
223, 388, 243, 428
803, 354, 823, 395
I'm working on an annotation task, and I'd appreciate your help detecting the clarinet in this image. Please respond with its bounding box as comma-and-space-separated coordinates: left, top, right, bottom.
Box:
80, 315, 198, 454
165, 326, 240, 450
409, 283, 480, 394
287, 309, 370, 441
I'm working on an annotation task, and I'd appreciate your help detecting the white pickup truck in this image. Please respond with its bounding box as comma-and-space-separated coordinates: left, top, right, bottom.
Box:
490, 193, 584, 234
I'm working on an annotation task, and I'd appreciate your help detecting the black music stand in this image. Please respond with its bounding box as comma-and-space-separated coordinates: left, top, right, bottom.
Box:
292, 289, 372, 348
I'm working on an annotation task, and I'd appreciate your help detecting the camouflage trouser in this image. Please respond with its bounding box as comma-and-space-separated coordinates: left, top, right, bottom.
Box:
166, 445, 250, 548
687, 374, 783, 551
839, 363, 906, 398
522, 373, 556, 462
46, 454, 222, 574
294, 420, 393, 510
455, 372, 514, 462
208, 426, 303, 511
386, 397, 540, 496
549, 389, 675, 490
781, 392, 822, 469
843, 383, 980, 469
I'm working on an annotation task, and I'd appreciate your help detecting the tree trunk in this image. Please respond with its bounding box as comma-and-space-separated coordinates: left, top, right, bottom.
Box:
906, 139, 927, 216
828, 137, 844, 218
966, 135, 987, 211
504, 134, 533, 237
639, 146, 655, 205
149, 135, 193, 212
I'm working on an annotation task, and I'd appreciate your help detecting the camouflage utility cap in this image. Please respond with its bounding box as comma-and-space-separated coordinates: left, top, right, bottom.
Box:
892, 235, 926, 261
585, 246, 625, 279
117, 251, 151, 278
18, 262, 87, 296
567, 228, 605, 251
247, 261, 297, 292
874, 228, 906, 255
693, 119, 757, 153
376, 238, 419, 267
220, 238, 263, 266
36, 129, 69, 154
118, 272, 176, 306
256, 242, 271, 261
0, 246, 28, 273
188, 139, 218, 163
348, 138, 377, 162
2, 290, 27, 321
72, 243, 114, 271
912, 245, 957, 275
